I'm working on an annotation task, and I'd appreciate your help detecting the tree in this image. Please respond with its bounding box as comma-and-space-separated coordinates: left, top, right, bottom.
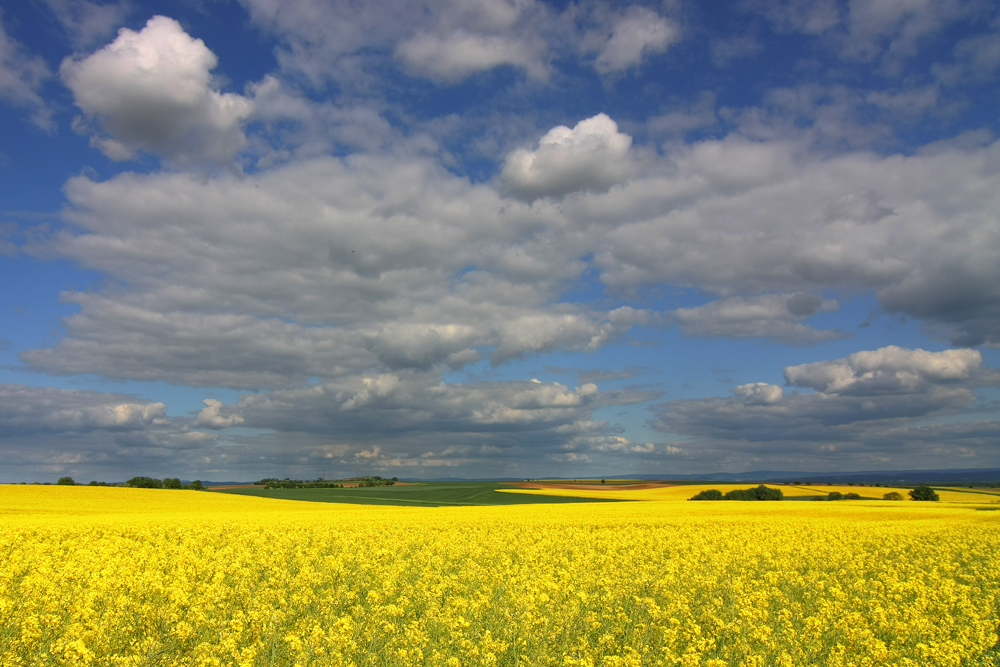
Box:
163, 478, 182, 489
190, 480, 205, 491
125, 476, 163, 489
690, 489, 723, 501
725, 485, 784, 501
56, 476, 75, 486
882, 491, 903, 500
909, 484, 939, 501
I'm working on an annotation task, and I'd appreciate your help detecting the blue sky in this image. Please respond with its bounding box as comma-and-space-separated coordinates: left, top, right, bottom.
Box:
1, 0, 999, 482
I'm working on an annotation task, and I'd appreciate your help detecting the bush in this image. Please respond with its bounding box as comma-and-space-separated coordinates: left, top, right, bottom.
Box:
882, 491, 903, 500
690, 489, 723, 500
909, 484, 939, 501
56, 477, 75, 486
125, 477, 163, 489
827, 491, 844, 501
724, 485, 783, 501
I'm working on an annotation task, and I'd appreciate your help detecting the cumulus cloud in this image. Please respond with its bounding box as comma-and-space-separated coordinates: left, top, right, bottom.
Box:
60, 16, 253, 165
20, 154, 648, 389
0, 384, 166, 432
593, 7, 680, 74
651, 346, 1000, 470
194, 398, 244, 429
0, 13, 52, 129
784, 346, 987, 395
733, 382, 784, 405
237, 375, 600, 432
0, 383, 228, 481
239, 0, 553, 89
673, 293, 846, 345
595, 136, 1000, 346
501, 113, 634, 201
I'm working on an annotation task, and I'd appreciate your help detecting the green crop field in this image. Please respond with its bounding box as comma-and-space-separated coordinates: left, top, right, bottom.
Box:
210, 481, 627, 507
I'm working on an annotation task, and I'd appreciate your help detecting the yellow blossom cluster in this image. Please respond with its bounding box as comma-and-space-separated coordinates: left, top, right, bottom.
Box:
1, 485, 999, 666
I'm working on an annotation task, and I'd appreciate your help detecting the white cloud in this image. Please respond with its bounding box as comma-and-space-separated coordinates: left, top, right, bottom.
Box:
784, 346, 986, 394
396, 30, 547, 82
673, 293, 846, 345
240, 0, 552, 88
501, 113, 634, 201
60, 16, 253, 165
0, 13, 53, 129
593, 7, 680, 74
650, 346, 1000, 470
595, 135, 1000, 346
733, 383, 784, 405
194, 398, 244, 429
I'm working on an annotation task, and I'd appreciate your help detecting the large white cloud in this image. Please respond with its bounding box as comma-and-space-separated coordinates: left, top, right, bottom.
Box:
21, 151, 643, 388
501, 113, 634, 201
593, 134, 1000, 346
60, 16, 253, 165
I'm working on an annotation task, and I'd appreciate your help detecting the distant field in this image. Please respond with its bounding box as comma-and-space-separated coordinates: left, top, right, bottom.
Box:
499, 482, 1000, 503
211, 481, 627, 506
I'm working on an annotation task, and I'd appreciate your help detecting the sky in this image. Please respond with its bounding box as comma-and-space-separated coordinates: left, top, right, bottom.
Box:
1, 0, 999, 483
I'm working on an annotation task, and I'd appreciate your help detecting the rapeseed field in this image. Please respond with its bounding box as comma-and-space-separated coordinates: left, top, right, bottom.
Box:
2, 485, 999, 666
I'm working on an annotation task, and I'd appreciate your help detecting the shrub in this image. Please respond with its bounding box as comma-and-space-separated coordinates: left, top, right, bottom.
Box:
723, 485, 784, 501
690, 489, 723, 501
883, 491, 903, 500
909, 484, 939, 501
125, 477, 163, 489
56, 477, 75, 486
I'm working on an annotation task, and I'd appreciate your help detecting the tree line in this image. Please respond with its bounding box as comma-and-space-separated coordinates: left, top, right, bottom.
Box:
54, 476, 205, 490
689, 483, 941, 501
253, 476, 398, 489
